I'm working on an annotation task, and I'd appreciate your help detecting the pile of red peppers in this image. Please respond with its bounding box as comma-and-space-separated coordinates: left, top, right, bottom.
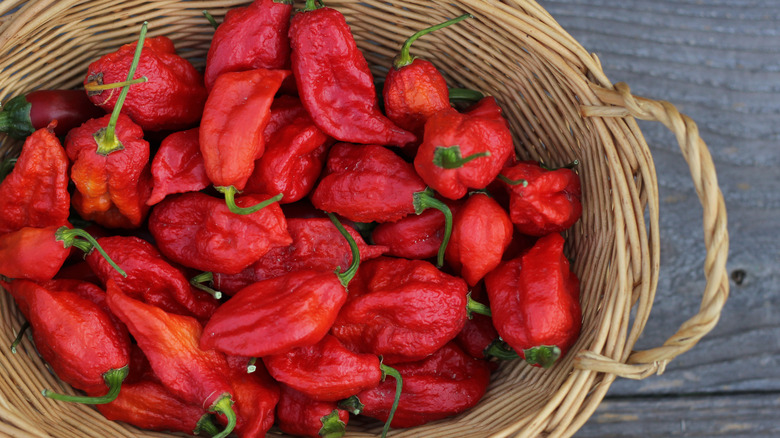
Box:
0, 1, 585, 437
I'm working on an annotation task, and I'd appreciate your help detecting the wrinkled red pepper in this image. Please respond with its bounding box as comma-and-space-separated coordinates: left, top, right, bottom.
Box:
0, 124, 69, 234
331, 256, 469, 364
218, 355, 279, 438
148, 191, 291, 275
445, 192, 513, 286
499, 160, 582, 236
200, 213, 359, 357
262, 95, 308, 142
0, 89, 103, 139
200, 68, 289, 212
276, 385, 350, 438
484, 233, 582, 368
356, 342, 490, 428
414, 99, 514, 200
244, 113, 332, 203
105, 280, 237, 438
454, 284, 500, 360
2, 278, 131, 404
204, 0, 293, 91
212, 216, 386, 295
146, 127, 210, 206
85, 34, 207, 131
289, 1, 416, 147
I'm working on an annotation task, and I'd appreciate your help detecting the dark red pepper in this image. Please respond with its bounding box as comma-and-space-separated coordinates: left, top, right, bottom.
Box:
204, 0, 293, 91
0, 89, 103, 139
148, 191, 291, 275
105, 279, 237, 438
219, 355, 280, 438
484, 233, 582, 368
454, 284, 500, 360
499, 160, 582, 236
0, 123, 69, 234
146, 127, 210, 206
262, 95, 307, 142
330, 256, 469, 364
289, 1, 416, 147
276, 385, 350, 438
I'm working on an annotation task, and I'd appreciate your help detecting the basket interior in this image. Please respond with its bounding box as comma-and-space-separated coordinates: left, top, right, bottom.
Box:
0, 1, 660, 437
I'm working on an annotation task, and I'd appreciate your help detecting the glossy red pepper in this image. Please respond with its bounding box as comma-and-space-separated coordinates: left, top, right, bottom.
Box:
262, 95, 307, 142
200, 213, 359, 357
445, 192, 513, 286
499, 160, 582, 236
146, 127, 210, 206
330, 256, 469, 364
454, 284, 500, 360
0, 124, 69, 234
200, 68, 289, 212
105, 280, 237, 438
243, 114, 332, 203
2, 278, 131, 404
276, 385, 350, 438
204, 0, 293, 91
148, 191, 291, 275
84, 34, 207, 131
86, 235, 218, 321
414, 100, 514, 200
0, 89, 103, 139
289, 1, 416, 147
40, 278, 128, 339
484, 233, 582, 368
212, 216, 386, 295
219, 355, 279, 438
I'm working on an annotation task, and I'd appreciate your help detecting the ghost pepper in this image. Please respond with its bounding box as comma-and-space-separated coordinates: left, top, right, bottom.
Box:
218, 355, 279, 438
147, 127, 210, 206
276, 385, 350, 438
484, 233, 582, 368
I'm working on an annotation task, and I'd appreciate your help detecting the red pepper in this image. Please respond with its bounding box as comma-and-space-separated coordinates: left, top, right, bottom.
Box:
383, 15, 472, 138
454, 284, 500, 360
200, 213, 359, 357
212, 216, 386, 295
219, 356, 280, 438
146, 127, 210, 206
276, 385, 350, 438
92, 379, 218, 436
204, 0, 293, 91
200, 68, 289, 212
0, 225, 124, 281
262, 95, 307, 143
84, 35, 207, 131
148, 191, 291, 275
2, 278, 131, 404
445, 192, 513, 286
289, 1, 416, 147
0, 124, 69, 234
356, 342, 491, 428
40, 278, 128, 339
499, 160, 582, 236
330, 256, 469, 364
0, 90, 103, 139
484, 233, 582, 368
243, 114, 332, 203
85, 235, 218, 321
105, 280, 237, 438
413, 102, 514, 200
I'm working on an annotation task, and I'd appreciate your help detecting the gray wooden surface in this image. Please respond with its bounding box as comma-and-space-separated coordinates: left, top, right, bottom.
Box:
536, 0, 780, 436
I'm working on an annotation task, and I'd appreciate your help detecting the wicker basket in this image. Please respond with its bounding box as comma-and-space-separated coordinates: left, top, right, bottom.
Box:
0, 1, 729, 437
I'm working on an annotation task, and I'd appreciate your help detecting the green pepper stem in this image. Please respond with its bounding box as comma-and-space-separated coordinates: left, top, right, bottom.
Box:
54, 227, 127, 277
10, 321, 30, 353
337, 395, 364, 415
319, 409, 346, 438
432, 145, 490, 169
379, 363, 403, 438
394, 14, 473, 69
327, 213, 360, 288
524, 345, 561, 369
412, 188, 452, 268
194, 413, 220, 436
448, 88, 485, 102
466, 293, 492, 318
95, 21, 147, 156
303, 0, 324, 11
189, 272, 222, 300
43, 365, 128, 404
540, 159, 579, 171
217, 186, 283, 215
84, 76, 148, 93
210, 395, 237, 438
498, 174, 528, 187
247, 357, 257, 374
484, 339, 520, 360
202, 10, 218, 29
0, 157, 17, 182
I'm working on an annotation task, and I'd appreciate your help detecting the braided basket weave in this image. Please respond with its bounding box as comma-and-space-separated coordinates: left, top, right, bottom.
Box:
0, 1, 729, 437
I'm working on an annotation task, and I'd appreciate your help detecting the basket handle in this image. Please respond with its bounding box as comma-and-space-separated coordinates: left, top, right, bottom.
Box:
574, 82, 730, 380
